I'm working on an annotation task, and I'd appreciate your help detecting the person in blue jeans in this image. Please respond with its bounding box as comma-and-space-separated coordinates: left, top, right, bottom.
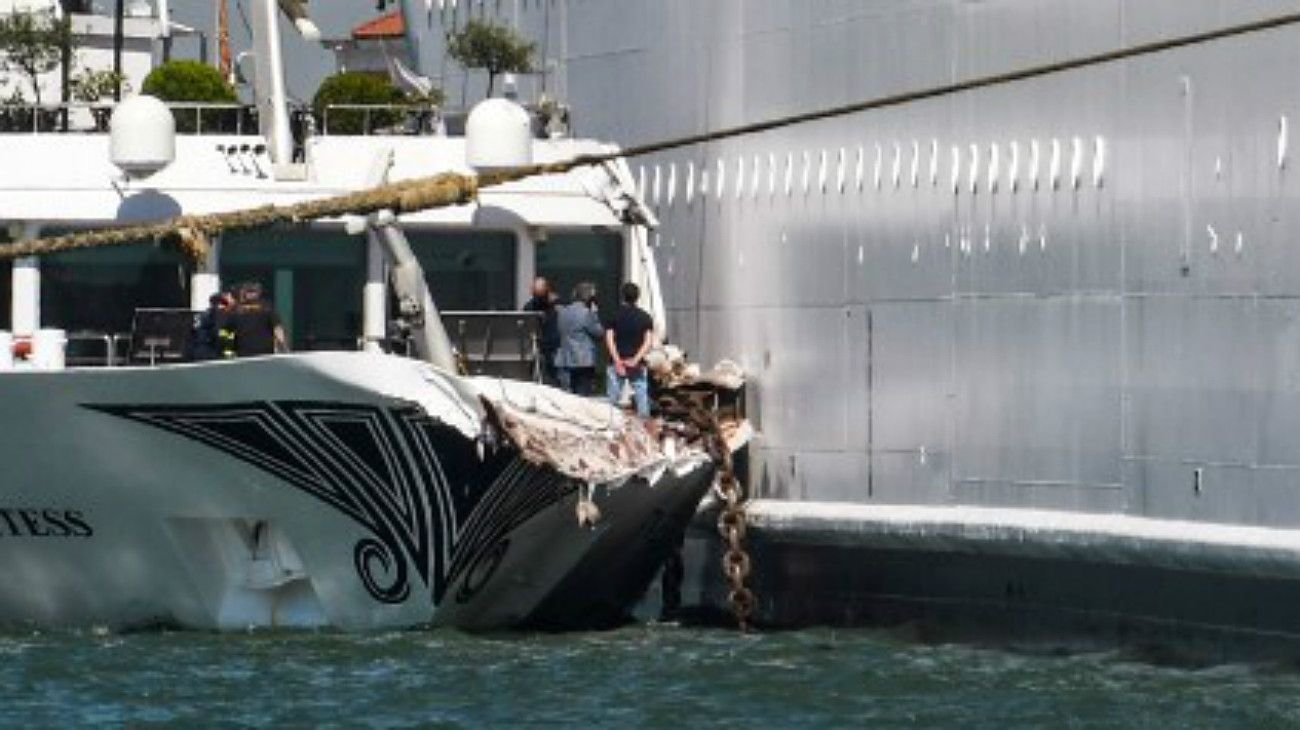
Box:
605, 282, 656, 417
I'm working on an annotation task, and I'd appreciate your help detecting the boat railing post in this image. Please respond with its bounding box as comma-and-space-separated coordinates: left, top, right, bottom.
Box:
112, 333, 131, 366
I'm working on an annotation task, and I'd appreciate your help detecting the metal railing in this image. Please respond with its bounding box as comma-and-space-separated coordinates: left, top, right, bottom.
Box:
160, 103, 258, 135
52, 312, 546, 376
0, 100, 571, 140
317, 103, 568, 139
0, 102, 259, 135
319, 103, 445, 137
65, 332, 130, 368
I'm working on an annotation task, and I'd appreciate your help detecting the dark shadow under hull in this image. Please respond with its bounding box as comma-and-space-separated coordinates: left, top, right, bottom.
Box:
521, 468, 715, 631
680, 525, 1300, 666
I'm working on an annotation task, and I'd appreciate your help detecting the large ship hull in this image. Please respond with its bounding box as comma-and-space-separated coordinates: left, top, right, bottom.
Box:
0, 353, 712, 631
406, 0, 1300, 651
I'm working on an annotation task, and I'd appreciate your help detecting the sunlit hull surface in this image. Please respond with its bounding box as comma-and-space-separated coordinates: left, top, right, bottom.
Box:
0, 352, 711, 631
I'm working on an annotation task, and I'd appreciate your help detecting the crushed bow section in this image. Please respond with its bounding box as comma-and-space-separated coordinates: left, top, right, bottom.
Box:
468, 357, 758, 631
474, 379, 707, 488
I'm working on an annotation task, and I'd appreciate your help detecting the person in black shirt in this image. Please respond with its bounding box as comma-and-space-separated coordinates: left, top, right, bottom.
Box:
189, 291, 233, 361
604, 281, 655, 417
228, 282, 288, 357
523, 276, 560, 384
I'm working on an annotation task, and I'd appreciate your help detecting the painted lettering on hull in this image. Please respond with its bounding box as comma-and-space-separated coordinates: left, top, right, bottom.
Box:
0, 509, 93, 538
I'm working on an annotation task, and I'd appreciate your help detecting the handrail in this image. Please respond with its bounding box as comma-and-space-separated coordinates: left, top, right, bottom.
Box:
66, 331, 121, 368
320, 103, 443, 137
0, 101, 259, 135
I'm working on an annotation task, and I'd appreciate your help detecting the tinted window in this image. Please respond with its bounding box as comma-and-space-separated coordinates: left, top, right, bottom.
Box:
536, 231, 623, 311
0, 230, 10, 331
221, 229, 365, 352
41, 243, 188, 335
407, 231, 516, 312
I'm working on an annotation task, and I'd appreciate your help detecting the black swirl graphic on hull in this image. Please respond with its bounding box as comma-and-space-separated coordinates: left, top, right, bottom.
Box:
354, 537, 409, 603
86, 401, 575, 605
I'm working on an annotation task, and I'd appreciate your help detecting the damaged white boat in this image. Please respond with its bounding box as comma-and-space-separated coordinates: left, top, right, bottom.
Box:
0, 0, 729, 631
0, 353, 716, 631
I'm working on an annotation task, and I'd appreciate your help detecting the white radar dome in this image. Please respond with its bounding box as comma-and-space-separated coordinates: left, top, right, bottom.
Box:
465, 97, 533, 170
110, 95, 176, 178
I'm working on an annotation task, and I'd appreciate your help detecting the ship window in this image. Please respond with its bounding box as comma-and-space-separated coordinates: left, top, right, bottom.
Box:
41, 242, 188, 336
221, 229, 366, 352
406, 231, 517, 312
0, 233, 10, 331
535, 231, 623, 312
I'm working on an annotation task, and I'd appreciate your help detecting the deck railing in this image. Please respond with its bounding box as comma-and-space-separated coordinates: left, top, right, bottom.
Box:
319, 103, 446, 137
0, 101, 568, 140
0, 102, 260, 135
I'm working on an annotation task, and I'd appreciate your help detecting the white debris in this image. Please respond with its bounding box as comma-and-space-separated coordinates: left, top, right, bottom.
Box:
471, 377, 708, 486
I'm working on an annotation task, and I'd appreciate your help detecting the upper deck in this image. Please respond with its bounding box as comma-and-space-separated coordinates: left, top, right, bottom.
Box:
0, 100, 658, 361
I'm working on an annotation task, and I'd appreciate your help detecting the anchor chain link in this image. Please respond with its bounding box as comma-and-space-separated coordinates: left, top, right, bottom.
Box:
658, 390, 756, 631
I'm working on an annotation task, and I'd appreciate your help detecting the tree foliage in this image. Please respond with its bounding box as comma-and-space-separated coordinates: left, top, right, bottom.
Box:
70, 67, 129, 102
142, 60, 238, 133
0, 8, 75, 106
142, 60, 237, 103
312, 71, 413, 135
446, 19, 535, 97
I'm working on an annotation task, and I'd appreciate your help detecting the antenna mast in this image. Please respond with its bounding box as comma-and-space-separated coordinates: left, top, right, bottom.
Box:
218, 0, 233, 82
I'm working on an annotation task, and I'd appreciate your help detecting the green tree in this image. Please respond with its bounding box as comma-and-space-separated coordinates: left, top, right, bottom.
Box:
70, 67, 129, 102
446, 19, 535, 98
142, 60, 237, 132
0, 8, 75, 106
313, 71, 427, 135
142, 60, 236, 103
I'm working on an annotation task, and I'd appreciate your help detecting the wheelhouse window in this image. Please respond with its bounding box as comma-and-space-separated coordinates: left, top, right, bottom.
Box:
0, 230, 10, 330
407, 231, 516, 311
536, 231, 623, 310
221, 229, 365, 352
41, 243, 188, 335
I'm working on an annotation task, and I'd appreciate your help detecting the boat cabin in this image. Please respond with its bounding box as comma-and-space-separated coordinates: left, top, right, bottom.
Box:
0, 0, 662, 377
0, 102, 660, 374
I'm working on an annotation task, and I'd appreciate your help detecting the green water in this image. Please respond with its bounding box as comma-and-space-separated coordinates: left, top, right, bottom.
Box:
3, 626, 1299, 728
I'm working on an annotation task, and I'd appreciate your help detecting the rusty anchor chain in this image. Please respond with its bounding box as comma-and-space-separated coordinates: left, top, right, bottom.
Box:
657, 389, 756, 631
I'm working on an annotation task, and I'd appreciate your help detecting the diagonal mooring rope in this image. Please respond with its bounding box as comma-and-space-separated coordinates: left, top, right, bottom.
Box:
4, 9, 1300, 262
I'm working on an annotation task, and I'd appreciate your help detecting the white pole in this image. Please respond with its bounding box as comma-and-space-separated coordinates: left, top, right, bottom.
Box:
189, 234, 221, 310
157, 0, 170, 36
11, 223, 41, 338
250, 0, 294, 168
363, 230, 387, 353
514, 225, 536, 309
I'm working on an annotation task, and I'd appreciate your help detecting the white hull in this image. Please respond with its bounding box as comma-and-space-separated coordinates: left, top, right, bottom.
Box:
0, 352, 712, 631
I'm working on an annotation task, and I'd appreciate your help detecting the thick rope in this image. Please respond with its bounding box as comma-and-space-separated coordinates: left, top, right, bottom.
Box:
4, 10, 1300, 262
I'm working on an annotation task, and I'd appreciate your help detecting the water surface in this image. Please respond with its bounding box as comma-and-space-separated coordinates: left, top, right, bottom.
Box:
2, 626, 1298, 728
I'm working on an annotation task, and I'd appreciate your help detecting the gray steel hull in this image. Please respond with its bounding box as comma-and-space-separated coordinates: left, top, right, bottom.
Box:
424, 0, 1300, 647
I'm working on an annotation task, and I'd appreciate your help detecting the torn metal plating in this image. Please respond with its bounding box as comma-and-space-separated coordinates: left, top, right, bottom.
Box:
472, 378, 708, 488
469, 357, 752, 489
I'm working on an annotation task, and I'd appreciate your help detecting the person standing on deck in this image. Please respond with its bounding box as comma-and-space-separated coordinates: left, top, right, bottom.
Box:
554, 282, 604, 396
523, 276, 560, 385
228, 282, 288, 357
605, 282, 655, 417
189, 291, 233, 361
